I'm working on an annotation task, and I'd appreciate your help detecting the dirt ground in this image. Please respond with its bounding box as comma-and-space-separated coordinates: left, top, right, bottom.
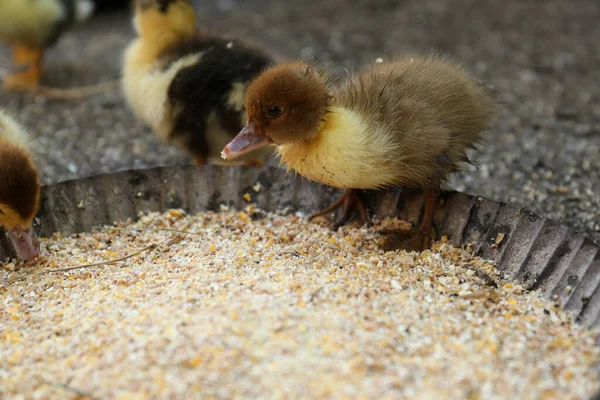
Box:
0, 0, 598, 241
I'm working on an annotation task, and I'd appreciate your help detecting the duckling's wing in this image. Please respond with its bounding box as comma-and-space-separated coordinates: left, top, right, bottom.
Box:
167, 37, 272, 114
335, 56, 492, 189
162, 36, 271, 157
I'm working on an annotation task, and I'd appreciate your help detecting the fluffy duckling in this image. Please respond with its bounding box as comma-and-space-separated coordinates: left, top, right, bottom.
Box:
122, 0, 273, 166
0, 111, 41, 261
0, 0, 94, 91
222, 55, 493, 250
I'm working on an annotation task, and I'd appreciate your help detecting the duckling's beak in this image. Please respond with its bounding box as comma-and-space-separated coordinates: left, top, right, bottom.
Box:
6, 226, 40, 261
222, 123, 270, 160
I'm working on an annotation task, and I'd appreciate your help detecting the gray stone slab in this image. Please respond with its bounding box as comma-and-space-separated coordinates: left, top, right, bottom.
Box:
513, 220, 568, 289
532, 231, 586, 297
463, 197, 501, 254
159, 167, 188, 211
565, 255, 600, 324
101, 171, 136, 225
478, 203, 523, 265
551, 239, 599, 309
72, 176, 110, 232
439, 193, 477, 247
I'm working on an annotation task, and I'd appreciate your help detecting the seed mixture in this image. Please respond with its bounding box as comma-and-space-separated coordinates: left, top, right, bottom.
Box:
1, 207, 599, 399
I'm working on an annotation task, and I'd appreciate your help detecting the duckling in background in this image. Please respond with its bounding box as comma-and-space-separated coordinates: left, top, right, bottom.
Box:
90, 0, 128, 12
0, 0, 94, 92
223, 55, 493, 250
122, 0, 274, 166
0, 111, 41, 261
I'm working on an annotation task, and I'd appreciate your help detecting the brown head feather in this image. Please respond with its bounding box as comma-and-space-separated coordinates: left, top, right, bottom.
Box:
244, 61, 332, 144
0, 116, 40, 229
0, 141, 40, 227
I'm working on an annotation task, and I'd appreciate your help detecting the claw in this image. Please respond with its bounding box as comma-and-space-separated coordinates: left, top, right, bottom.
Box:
376, 191, 438, 252
309, 189, 371, 228
194, 155, 207, 166
243, 160, 264, 167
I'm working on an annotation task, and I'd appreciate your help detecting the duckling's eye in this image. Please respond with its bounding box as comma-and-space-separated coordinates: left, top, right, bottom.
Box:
266, 106, 284, 118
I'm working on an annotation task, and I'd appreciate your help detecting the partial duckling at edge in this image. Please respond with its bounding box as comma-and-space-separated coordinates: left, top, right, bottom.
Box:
122, 0, 274, 166
223, 55, 493, 250
0, 0, 94, 92
0, 111, 41, 260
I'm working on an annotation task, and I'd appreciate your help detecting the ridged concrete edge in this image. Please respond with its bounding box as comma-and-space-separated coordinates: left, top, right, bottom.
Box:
2, 165, 599, 330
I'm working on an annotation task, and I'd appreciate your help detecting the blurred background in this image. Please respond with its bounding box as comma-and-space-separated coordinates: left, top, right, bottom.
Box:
0, 0, 598, 241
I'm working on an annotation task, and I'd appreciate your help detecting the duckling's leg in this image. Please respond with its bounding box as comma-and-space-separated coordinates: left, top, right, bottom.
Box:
194, 155, 207, 166
309, 189, 371, 228
378, 191, 438, 252
2, 45, 44, 91
3, 44, 120, 99
244, 160, 265, 167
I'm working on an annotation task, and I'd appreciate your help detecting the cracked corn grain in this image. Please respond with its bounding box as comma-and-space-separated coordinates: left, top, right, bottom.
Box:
1, 207, 599, 399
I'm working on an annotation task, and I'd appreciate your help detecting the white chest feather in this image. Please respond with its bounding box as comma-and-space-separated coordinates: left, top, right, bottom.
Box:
0, 110, 30, 147
276, 107, 401, 190
122, 41, 201, 141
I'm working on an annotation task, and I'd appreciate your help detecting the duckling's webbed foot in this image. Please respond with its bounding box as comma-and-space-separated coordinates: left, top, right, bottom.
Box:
3, 45, 44, 92
193, 155, 207, 166
309, 189, 371, 228
377, 191, 438, 252
243, 160, 265, 167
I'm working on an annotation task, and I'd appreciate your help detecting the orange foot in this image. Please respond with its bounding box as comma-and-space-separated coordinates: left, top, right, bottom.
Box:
377, 191, 438, 251
2, 45, 44, 92
243, 160, 264, 167
194, 155, 207, 166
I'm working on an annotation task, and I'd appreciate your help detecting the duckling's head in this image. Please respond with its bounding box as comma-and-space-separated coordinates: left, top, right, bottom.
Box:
133, 0, 196, 38
0, 114, 41, 261
222, 62, 330, 159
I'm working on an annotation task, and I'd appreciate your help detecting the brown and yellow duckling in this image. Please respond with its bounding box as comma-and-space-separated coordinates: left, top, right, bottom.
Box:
122, 0, 274, 166
0, 0, 94, 92
0, 111, 41, 261
222, 55, 493, 250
